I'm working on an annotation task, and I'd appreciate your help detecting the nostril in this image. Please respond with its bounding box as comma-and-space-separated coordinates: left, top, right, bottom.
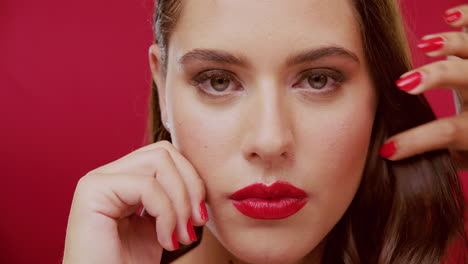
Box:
247, 151, 291, 161
249, 153, 259, 159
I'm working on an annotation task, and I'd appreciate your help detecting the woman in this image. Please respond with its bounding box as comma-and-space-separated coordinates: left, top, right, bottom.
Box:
63, 0, 468, 263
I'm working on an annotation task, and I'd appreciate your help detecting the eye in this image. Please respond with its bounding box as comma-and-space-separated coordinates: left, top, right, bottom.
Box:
294, 68, 345, 93
307, 74, 328, 89
210, 76, 231, 91
191, 70, 241, 94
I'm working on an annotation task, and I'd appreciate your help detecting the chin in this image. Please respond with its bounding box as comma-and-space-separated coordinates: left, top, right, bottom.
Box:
231, 247, 310, 264
206, 221, 324, 264
226, 238, 319, 264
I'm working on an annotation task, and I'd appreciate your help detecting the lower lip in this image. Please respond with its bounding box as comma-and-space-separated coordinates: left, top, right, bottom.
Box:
231, 198, 307, 220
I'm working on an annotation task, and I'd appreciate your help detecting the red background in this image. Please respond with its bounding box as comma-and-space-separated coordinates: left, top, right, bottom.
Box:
1, 0, 466, 263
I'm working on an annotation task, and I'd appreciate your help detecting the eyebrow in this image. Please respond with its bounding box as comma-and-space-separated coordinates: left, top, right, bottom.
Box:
178, 49, 249, 67
178, 46, 359, 68
286, 46, 360, 66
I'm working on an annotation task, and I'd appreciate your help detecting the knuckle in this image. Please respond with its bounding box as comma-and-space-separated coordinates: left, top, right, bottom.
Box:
85, 166, 104, 175
151, 147, 171, 162
142, 173, 156, 187
179, 196, 193, 218
77, 173, 96, 189
460, 32, 468, 42
146, 181, 176, 217
158, 140, 179, 154
452, 32, 466, 46
157, 140, 172, 148
75, 176, 89, 191
422, 61, 448, 85
164, 206, 178, 226
74, 174, 102, 197
161, 197, 177, 219
169, 187, 192, 218
156, 140, 176, 152
434, 60, 450, 74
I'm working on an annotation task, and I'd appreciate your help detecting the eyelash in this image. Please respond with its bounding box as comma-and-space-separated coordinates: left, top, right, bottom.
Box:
190, 68, 345, 98
293, 68, 345, 95
190, 70, 242, 97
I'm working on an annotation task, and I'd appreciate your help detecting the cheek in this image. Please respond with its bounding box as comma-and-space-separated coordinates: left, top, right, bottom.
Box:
299, 115, 372, 192
297, 92, 375, 224
169, 87, 375, 181
313, 114, 372, 175
299, 74, 376, 188
168, 94, 238, 176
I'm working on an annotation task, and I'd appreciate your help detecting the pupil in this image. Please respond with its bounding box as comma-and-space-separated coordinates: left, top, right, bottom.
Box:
211, 77, 230, 91
308, 75, 327, 89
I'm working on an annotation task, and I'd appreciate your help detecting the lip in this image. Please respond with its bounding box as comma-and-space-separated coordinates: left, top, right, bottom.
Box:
229, 181, 308, 220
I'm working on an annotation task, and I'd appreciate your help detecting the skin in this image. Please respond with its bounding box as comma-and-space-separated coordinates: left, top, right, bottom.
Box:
152, 0, 376, 263
62, 2, 468, 264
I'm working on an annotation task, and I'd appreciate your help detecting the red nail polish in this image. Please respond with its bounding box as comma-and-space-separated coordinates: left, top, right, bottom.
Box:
379, 141, 396, 159
187, 218, 197, 242
417, 37, 445, 53
200, 201, 209, 221
136, 205, 145, 216
396, 72, 422, 92
172, 231, 180, 250
444, 10, 462, 23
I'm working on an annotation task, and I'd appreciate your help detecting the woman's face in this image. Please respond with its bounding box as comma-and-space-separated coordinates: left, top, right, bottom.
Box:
153, 0, 376, 263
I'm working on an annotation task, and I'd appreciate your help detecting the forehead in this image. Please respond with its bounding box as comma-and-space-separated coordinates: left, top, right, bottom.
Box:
169, 0, 362, 65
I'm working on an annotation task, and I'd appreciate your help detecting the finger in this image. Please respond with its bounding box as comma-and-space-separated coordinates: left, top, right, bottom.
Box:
95, 140, 208, 225
93, 147, 197, 245
91, 141, 176, 176
136, 141, 208, 226
444, 5, 468, 27
146, 148, 198, 245
395, 60, 468, 96
379, 114, 468, 161
76, 173, 178, 251
416, 32, 468, 59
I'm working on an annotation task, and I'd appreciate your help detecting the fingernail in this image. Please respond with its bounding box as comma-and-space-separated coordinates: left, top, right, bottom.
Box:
444, 10, 462, 23
417, 36, 445, 53
379, 141, 396, 159
200, 201, 209, 221
396, 72, 422, 92
136, 205, 145, 216
172, 231, 180, 250
187, 218, 197, 242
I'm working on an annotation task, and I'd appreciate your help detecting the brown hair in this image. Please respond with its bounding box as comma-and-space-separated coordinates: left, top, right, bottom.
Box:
146, 0, 467, 263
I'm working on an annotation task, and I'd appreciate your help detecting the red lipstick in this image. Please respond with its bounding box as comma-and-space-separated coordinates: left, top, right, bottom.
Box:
229, 181, 308, 220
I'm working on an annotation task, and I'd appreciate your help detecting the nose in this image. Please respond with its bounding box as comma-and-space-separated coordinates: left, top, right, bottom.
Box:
241, 87, 295, 167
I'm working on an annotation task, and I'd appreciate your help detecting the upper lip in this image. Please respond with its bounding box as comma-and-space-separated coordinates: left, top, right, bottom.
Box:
229, 181, 307, 200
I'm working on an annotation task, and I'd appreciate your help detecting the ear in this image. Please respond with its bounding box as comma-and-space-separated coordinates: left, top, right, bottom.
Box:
148, 44, 168, 129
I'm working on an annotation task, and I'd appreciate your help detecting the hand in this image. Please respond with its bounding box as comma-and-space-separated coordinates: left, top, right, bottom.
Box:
63, 140, 208, 264
379, 4, 468, 170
